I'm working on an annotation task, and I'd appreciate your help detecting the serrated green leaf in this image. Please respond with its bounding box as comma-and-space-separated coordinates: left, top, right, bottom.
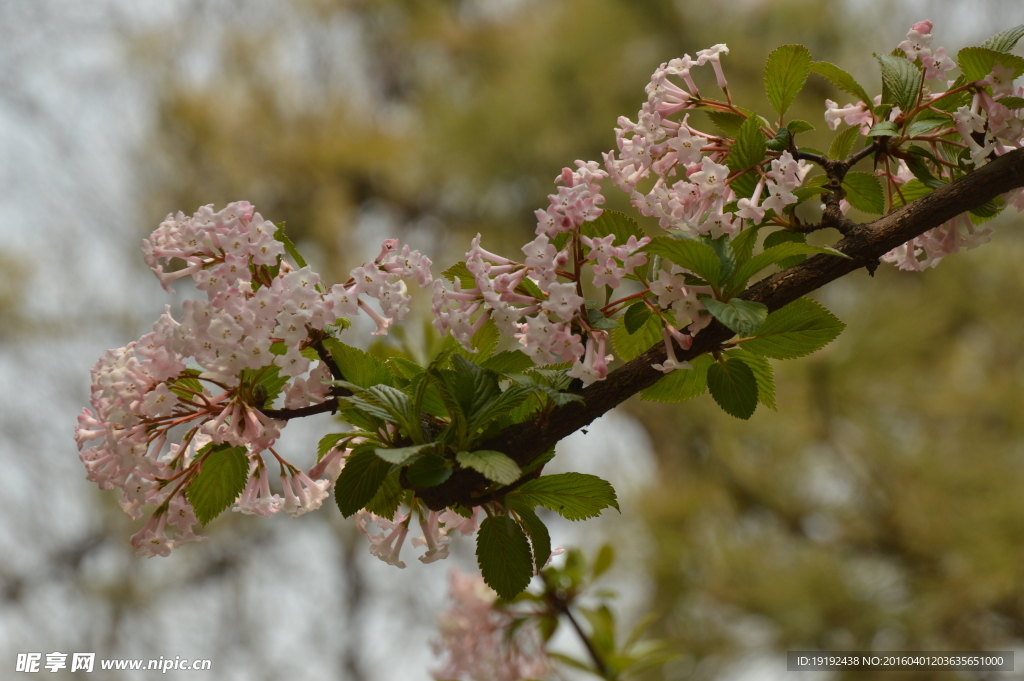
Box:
586, 307, 619, 331
512, 506, 552, 573
706, 110, 746, 136
727, 115, 768, 199
764, 44, 812, 118
451, 318, 500, 363
707, 357, 759, 420
469, 384, 532, 435
405, 453, 452, 487
981, 24, 1024, 52
906, 117, 949, 138
877, 54, 922, 113
732, 242, 847, 291
457, 450, 522, 485
169, 372, 204, 401
957, 46, 1024, 83
185, 444, 249, 525
641, 354, 713, 402
624, 301, 652, 334
843, 172, 885, 214
363, 470, 404, 519
645, 236, 721, 286
762, 229, 807, 268
581, 209, 645, 245
766, 127, 790, 152
828, 125, 860, 160
809, 61, 872, 105
786, 120, 815, 134
322, 338, 392, 388
441, 261, 476, 289
867, 121, 900, 137
893, 178, 934, 207
731, 227, 760, 266
702, 297, 768, 337
335, 447, 391, 517
318, 432, 351, 459
480, 350, 535, 375
476, 516, 534, 600
507, 472, 619, 521
611, 307, 662, 362
741, 297, 845, 359
730, 348, 776, 410
375, 443, 433, 465
998, 96, 1024, 109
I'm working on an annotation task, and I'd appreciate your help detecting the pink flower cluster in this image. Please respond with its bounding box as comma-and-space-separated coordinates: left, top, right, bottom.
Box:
76, 202, 434, 555
357, 507, 480, 568
432, 569, 550, 681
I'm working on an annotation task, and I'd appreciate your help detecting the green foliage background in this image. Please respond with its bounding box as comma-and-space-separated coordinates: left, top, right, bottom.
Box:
131, 0, 1024, 677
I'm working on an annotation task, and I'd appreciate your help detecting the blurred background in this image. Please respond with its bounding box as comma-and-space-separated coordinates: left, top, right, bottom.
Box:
2, 0, 1024, 679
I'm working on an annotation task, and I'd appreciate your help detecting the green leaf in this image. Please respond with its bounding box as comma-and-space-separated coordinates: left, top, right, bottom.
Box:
707, 357, 759, 420
480, 350, 535, 375
322, 338, 392, 388
611, 307, 663, 362
732, 242, 847, 290
702, 297, 769, 337
786, 120, 815, 134
765, 127, 790, 152
641, 354, 713, 402
441, 261, 476, 289
185, 444, 249, 525
809, 61, 872, 105
273, 222, 308, 269
996, 96, 1024, 109
893, 178, 934, 207
318, 432, 350, 460
586, 307, 619, 331
762, 229, 807, 268
375, 443, 433, 465
741, 297, 845, 359
957, 46, 1024, 83
581, 209, 645, 245
645, 236, 721, 286
457, 450, 522, 485
507, 472, 619, 521
867, 121, 900, 137
468, 384, 533, 435
764, 44, 812, 118
843, 172, 885, 214
828, 125, 860, 160
877, 54, 922, 113
169, 371, 204, 401
335, 446, 391, 517
706, 110, 746, 136
592, 543, 615, 579
731, 227, 760, 266
512, 506, 552, 573
624, 301, 652, 334
727, 115, 768, 199
906, 117, 949, 138
451, 318, 501, 363
405, 453, 453, 487
980, 24, 1024, 52
476, 516, 534, 600
363, 471, 404, 520
730, 348, 777, 410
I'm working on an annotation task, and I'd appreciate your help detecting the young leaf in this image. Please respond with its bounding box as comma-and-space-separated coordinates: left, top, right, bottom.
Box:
375, 443, 433, 465
476, 516, 534, 601
624, 301, 652, 335
981, 24, 1024, 53
730, 348, 777, 410
828, 125, 860, 160
741, 297, 845, 359
641, 354, 713, 402
457, 450, 522, 486
727, 115, 768, 199
185, 444, 249, 526
581, 209, 645, 245
645, 236, 721, 286
480, 350, 535, 375
702, 297, 769, 337
512, 506, 552, 574
507, 472, 619, 521
335, 447, 391, 517
764, 44, 812, 118
322, 338, 393, 388
957, 47, 1024, 83
707, 357, 759, 420
405, 453, 453, 488
877, 54, 922, 113
809, 61, 872, 105
842, 172, 885, 214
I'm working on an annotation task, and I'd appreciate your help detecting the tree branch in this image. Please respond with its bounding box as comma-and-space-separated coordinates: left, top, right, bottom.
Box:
414, 147, 1024, 510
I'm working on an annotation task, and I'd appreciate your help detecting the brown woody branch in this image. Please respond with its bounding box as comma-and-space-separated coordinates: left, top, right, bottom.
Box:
414, 146, 1024, 510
